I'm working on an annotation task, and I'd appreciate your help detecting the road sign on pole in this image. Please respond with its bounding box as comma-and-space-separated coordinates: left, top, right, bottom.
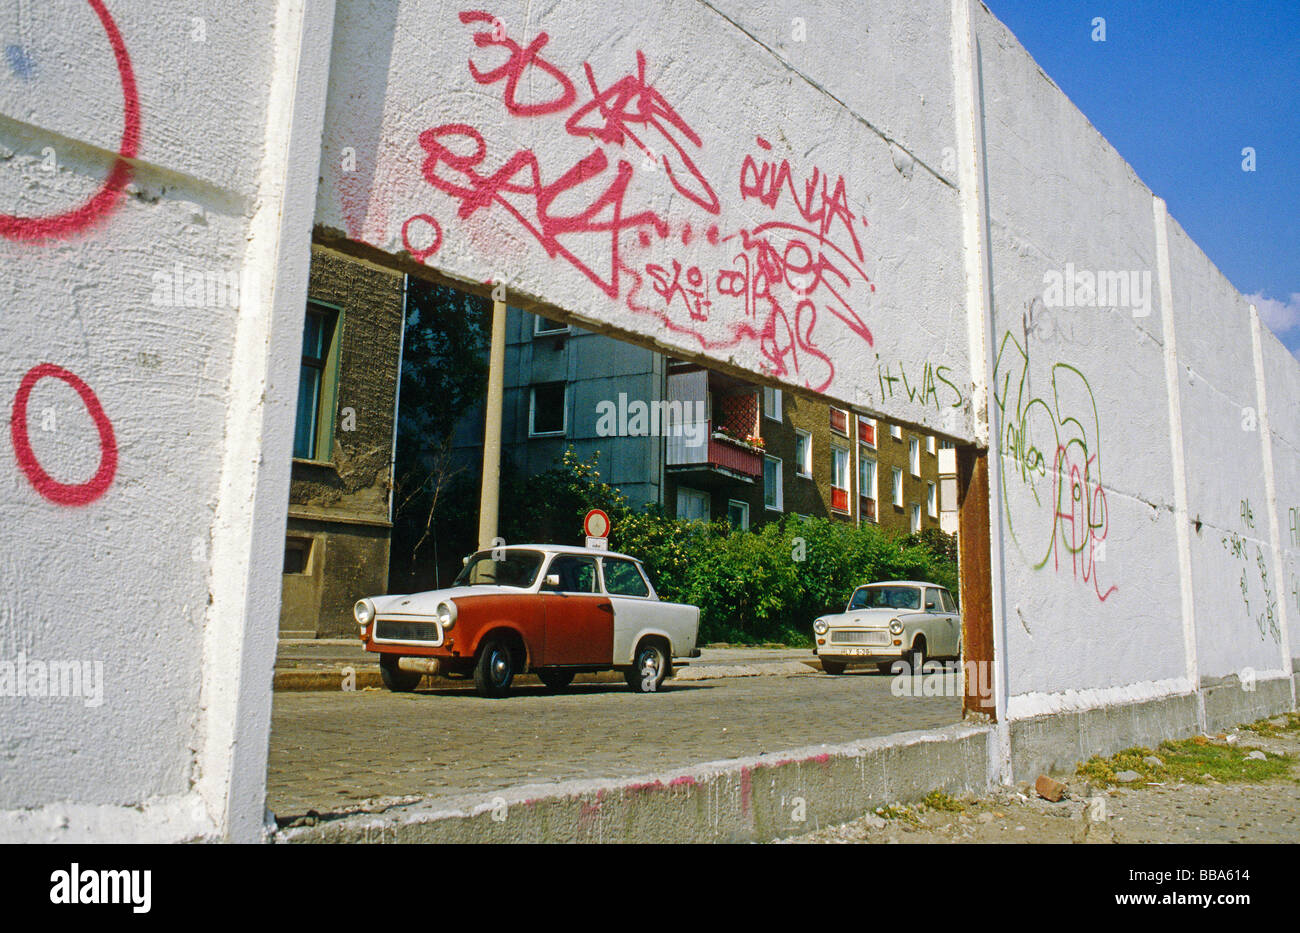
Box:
583, 508, 610, 539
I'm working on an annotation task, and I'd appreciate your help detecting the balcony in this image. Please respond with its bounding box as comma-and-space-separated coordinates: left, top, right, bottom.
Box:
831, 486, 849, 513
861, 496, 877, 522
667, 422, 762, 481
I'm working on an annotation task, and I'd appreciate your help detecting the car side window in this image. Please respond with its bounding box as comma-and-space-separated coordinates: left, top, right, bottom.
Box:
603, 558, 650, 597
543, 555, 598, 593
925, 588, 941, 611
940, 589, 956, 613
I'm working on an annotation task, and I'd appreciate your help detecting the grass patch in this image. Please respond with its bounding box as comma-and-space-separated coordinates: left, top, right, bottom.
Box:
1076, 737, 1295, 788
874, 804, 923, 825
921, 790, 967, 812
1242, 712, 1300, 736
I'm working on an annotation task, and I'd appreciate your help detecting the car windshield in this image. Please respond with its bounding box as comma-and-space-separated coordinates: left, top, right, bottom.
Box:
849, 585, 921, 610
453, 550, 545, 588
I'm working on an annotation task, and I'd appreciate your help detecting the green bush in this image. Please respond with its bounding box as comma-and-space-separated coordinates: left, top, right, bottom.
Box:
427, 448, 960, 645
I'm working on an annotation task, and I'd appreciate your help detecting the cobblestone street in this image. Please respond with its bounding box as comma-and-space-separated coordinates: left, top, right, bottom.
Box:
266, 668, 963, 818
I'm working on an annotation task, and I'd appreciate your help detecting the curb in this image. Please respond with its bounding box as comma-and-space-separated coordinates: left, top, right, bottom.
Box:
273, 660, 818, 692
273, 721, 994, 843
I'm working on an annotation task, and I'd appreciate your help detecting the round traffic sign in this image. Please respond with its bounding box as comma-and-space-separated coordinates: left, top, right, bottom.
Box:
584, 508, 610, 538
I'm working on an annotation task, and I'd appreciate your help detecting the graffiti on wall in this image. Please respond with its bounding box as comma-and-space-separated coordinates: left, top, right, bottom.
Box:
876, 356, 964, 411
994, 330, 1116, 602
400, 11, 877, 393
0, 0, 131, 505
1220, 499, 1281, 644
0, 0, 139, 241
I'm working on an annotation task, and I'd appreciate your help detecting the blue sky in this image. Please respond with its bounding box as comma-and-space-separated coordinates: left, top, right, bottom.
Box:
983, 0, 1300, 358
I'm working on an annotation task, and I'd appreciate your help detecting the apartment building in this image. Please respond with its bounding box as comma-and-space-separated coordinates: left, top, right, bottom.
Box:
453, 309, 944, 535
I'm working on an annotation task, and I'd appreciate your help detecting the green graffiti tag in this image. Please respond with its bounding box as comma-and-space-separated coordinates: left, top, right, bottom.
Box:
993, 330, 1116, 602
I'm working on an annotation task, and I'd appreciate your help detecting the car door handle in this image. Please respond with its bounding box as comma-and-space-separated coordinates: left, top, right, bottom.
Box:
597, 603, 613, 613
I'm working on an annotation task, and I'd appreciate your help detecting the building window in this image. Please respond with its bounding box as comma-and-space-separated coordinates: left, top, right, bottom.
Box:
529, 383, 567, 436
727, 499, 750, 530
677, 486, 710, 522
910, 503, 922, 533
795, 429, 812, 478
940, 439, 955, 450
762, 386, 782, 421
293, 303, 340, 461
859, 453, 877, 522
927, 482, 937, 518
892, 468, 903, 507
830, 445, 850, 512
830, 407, 848, 436
764, 456, 783, 511
534, 314, 568, 335
926, 435, 936, 456
283, 536, 314, 574
858, 416, 876, 448
909, 437, 920, 476
890, 423, 902, 441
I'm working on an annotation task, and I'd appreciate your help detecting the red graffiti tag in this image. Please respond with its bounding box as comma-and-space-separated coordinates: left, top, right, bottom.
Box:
459, 11, 576, 117
740, 136, 863, 262
0, 0, 140, 241
401, 213, 443, 263
11, 364, 118, 506
566, 50, 720, 216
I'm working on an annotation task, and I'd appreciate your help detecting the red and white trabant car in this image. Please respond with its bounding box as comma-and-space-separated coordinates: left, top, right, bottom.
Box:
356, 544, 701, 697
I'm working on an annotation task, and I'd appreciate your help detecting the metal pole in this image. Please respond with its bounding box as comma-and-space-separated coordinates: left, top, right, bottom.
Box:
478, 297, 508, 550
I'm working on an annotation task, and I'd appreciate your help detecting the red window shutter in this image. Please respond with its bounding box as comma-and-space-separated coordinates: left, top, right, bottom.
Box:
830, 408, 847, 434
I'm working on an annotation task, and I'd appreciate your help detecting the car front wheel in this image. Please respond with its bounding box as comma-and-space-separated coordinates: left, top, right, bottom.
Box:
380, 656, 422, 693
906, 637, 927, 675
626, 642, 669, 693
474, 638, 518, 698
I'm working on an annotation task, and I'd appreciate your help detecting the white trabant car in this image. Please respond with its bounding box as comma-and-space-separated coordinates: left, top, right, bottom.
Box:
357, 544, 701, 697
812, 580, 961, 675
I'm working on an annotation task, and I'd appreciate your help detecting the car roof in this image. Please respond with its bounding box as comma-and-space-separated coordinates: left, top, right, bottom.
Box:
856, 580, 949, 589
474, 543, 642, 562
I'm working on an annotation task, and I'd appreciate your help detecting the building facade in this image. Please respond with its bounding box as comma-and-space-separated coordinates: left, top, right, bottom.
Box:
453, 308, 945, 536
279, 246, 405, 637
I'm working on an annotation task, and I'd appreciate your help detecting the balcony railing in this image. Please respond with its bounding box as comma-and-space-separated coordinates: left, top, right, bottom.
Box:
666, 422, 762, 479
861, 496, 877, 522
831, 486, 849, 513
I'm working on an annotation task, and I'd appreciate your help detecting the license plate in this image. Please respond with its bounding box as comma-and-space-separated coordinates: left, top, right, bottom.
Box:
842, 648, 872, 656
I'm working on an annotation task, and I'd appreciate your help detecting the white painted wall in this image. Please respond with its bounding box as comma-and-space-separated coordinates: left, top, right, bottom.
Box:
314, 0, 973, 439
0, 0, 333, 841
0, 0, 1295, 839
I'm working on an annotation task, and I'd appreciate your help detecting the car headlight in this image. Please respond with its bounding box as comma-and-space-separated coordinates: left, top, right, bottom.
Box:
888, 618, 904, 635
436, 600, 457, 628
813, 618, 829, 635
354, 599, 375, 628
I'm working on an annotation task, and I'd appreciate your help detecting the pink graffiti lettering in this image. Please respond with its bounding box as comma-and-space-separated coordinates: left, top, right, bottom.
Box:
459, 11, 576, 117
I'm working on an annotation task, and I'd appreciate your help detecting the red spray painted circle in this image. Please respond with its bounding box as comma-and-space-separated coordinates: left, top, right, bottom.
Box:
401, 213, 443, 263
0, 0, 141, 241
10, 363, 118, 505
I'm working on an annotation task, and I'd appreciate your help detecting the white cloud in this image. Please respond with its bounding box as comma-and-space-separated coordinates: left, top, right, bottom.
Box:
1246, 291, 1300, 335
